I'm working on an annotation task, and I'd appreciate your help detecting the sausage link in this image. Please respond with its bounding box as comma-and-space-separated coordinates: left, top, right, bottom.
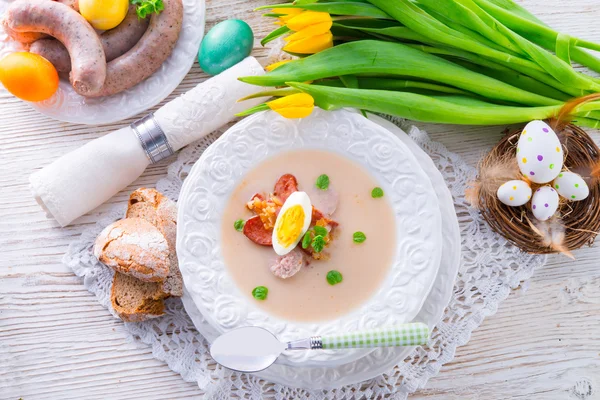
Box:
274, 174, 299, 203
55, 0, 79, 12
243, 216, 273, 246
29, 39, 72, 72
3, 0, 106, 95
270, 248, 305, 279
311, 207, 338, 227
1, 24, 45, 44
85, 0, 183, 97
30, 5, 149, 73
1, 0, 78, 44
102, 6, 150, 61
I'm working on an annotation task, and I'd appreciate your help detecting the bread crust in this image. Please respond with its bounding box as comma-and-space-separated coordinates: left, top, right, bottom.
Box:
94, 218, 170, 282
126, 188, 183, 297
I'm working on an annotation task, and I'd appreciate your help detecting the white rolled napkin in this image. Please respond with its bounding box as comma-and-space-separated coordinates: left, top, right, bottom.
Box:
30, 56, 266, 226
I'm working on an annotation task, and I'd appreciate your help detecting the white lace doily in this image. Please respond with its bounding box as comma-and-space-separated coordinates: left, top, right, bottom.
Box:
64, 118, 546, 399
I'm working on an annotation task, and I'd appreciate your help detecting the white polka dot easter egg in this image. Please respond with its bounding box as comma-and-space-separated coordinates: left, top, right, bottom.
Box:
497, 180, 532, 206
531, 186, 559, 221
516, 120, 563, 184
552, 171, 590, 201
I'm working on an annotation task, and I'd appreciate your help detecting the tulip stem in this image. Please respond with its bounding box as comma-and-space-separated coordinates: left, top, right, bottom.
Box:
238, 88, 301, 102
235, 103, 270, 117
331, 16, 373, 21
261, 25, 291, 46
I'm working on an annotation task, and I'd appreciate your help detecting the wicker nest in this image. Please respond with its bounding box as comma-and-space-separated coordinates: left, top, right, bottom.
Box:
470, 122, 600, 254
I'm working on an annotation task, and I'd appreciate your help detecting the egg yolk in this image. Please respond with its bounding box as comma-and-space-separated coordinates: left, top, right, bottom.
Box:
276, 205, 306, 248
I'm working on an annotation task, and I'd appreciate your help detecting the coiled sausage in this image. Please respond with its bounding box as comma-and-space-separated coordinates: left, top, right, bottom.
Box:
2, 0, 78, 44
30, 5, 149, 73
85, 0, 183, 97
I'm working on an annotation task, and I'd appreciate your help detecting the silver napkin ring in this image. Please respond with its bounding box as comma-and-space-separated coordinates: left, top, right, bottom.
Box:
130, 113, 174, 164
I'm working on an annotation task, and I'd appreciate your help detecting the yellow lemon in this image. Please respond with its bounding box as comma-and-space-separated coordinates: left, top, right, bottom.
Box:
0, 52, 59, 102
79, 0, 129, 30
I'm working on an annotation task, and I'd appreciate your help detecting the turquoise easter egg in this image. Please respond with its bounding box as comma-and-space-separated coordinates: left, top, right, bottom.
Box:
198, 20, 254, 76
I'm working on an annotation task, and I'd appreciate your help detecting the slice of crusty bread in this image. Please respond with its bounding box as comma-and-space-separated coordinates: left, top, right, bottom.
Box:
94, 218, 170, 282
111, 272, 166, 322
126, 188, 183, 297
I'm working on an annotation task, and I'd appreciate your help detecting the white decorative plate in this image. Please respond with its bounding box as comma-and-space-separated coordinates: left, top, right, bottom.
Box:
0, 0, 205, 125
180, 112, 461, 389
176, 108, 443, 367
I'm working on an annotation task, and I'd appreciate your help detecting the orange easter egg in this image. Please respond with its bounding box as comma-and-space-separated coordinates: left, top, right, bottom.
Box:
0, 52, 59, 102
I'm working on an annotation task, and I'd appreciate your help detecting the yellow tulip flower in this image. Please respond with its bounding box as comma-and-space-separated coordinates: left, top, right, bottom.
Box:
273, 8, 303, 25
265, 60, 292, 71
286, 11, 331, 32
267, 93, 314, 119
273, 8, 303, 18
285, 20, 332, 42
283, 31, 333, 54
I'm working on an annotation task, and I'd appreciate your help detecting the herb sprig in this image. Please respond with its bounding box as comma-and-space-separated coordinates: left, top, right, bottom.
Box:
302, 231, 312, 249
252, 286, 268, 300
234, 219, 245, 232
316, 174, 330, 190
312, 235, 326, 253
353, 231, 366, 243
302, 225, 329, 253
326, 270, 343, 285
313, 225, 328, 237
371, 187, 384, 198
131, 0, 164, 19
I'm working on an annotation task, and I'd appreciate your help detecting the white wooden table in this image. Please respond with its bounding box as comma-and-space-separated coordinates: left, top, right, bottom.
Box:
1, 1, 599, 399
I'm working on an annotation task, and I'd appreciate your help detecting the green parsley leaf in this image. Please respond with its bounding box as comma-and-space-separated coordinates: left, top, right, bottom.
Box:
353, 231, 367, 243
316, 174, 330, 190
131, 0, 164, 19
371, 187, 384, 198
312, 235, 326, 253
234, 219, 245, 232
252, 286, 268, 300
313, 225, 328, 237
326, 270, 343, 285
302, 231, 312, 249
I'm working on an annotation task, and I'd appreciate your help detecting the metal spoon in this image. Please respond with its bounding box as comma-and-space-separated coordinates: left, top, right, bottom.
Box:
210, 322, 429, 373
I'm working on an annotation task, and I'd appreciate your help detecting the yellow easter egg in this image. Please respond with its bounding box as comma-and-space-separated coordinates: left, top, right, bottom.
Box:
0, 52, 59, 102
79, 0, 129, 30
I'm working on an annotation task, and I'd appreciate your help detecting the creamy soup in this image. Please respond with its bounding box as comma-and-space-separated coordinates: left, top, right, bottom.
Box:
220, 150, 397, 322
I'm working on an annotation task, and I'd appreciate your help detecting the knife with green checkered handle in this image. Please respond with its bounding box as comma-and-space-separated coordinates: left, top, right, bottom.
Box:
286, 322, 430, 351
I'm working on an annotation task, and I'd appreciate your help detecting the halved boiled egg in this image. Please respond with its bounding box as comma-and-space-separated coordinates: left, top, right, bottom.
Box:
272, 191, 312, 256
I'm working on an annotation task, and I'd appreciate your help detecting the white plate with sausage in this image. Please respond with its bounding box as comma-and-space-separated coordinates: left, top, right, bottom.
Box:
0, 0, 205, 125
